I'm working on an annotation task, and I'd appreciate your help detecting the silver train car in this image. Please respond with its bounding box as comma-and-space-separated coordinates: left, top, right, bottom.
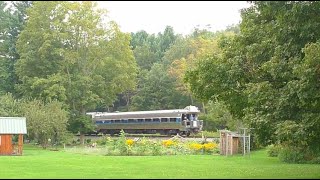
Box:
87, 106, 203, 136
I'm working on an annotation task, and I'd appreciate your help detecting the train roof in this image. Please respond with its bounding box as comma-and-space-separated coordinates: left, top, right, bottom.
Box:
87, 106, 200, 120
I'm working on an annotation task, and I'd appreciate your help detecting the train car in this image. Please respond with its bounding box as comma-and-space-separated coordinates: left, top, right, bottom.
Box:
87, 105, 203, 136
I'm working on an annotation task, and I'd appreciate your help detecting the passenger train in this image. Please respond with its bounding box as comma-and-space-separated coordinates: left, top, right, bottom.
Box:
87, 106, 203, 136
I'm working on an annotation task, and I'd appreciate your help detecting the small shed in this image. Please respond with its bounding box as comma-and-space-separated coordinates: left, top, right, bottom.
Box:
219, 130, 240, 155
219, 128, 252, 156
0, 117, 27, 156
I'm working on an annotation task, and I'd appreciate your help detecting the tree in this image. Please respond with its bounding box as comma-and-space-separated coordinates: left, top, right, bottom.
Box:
156, 26, 178, 59
166, 31, 221, 108
204, 99, 238, 131
131, 63, 190, 111
20, 99, 69, 149
0, 1, 32, 96
0, 93, 21, 116
185, 1, 320, 159
15, 1, 138, 144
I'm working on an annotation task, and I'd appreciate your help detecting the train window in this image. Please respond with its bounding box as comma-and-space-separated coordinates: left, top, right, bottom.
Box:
145, 119, 152, 122
169, 118, 176, 122
128, 119, 135, 123
137, 119, 144, 122
153, 118, 160, 122
161, 118, 168, 122
115, 120, 120, 123
190, 114, 195, 120
121, 119, 128, 123
176, 117, 181, 122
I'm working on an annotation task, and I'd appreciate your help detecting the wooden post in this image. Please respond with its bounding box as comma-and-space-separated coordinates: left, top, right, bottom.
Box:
219, 131, 222, 155
226, 133, 229, 156
243, 128, 246, 155
248, 133, 251, 157
18, 134, 23, 155
230, 135, 233, 155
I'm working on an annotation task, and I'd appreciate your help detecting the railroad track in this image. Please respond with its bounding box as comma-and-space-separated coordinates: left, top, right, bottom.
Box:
74, 134, 219, 142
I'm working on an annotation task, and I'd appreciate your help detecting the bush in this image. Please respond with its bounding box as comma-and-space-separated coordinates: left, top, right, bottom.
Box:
278, 146, 306, 164
267, 144, 282, 157
310, 156, 320, 164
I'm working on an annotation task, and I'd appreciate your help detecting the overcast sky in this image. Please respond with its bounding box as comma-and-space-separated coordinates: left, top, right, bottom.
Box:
97, 1, 251, 35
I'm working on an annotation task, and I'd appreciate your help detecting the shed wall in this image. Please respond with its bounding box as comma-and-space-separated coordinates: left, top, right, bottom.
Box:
0, 134, 13, 155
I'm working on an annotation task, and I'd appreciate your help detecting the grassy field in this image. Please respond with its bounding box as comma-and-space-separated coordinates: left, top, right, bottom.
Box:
0, 145, 319, 179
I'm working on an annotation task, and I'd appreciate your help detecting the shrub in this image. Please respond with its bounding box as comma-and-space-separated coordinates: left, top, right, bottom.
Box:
116, 130, 128, 155
310, 156, 320, 164
150, 141, 163, 156
267, 144, 282, 157
134, 137, 150, 155
96, 136, 109, 146
278, 146, 306, 164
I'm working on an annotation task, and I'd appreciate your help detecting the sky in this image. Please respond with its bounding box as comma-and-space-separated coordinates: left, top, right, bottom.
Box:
97, 1, 251, 35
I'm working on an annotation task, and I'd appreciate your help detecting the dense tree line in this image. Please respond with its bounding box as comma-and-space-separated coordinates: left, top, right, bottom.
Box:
1, 1, 319, 163
185, 1, 320, 163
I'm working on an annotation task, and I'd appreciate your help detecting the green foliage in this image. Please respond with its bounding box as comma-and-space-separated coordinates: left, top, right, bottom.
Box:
128, 27, 184, 111
204, 100, 239, 131
116, 130, 128, 155
20, 99, 69, 149
131, 63, 190, 110
133, 44, 159, 71
0, 93, 22, 116
59, 131, 75, 146
95, 136, 110, 146
133, 136, 150, 155
278, 146, 306, 164
310, 157, 320, 164
184, 1, 320, 157
0, 1, 32, 96
267, 144, 282, 157
15, 1, 137, 134
68, 113, 94, 135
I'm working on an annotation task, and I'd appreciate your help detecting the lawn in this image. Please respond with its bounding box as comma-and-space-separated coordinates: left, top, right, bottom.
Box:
0, 145, 319, 179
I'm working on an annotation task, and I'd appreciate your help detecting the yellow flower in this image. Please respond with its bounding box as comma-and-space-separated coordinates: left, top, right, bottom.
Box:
162, 140, 175, 147
189, 143, 203, 150
203, 142, 218, 150
126, 139, 134, 146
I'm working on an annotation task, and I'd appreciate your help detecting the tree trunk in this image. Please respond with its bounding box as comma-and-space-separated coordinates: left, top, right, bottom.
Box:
190, 94, 194, 105
80, 108, 86, 145
202, 102, 206, 114
125, 92, 130, 111
80, 133, 85, 145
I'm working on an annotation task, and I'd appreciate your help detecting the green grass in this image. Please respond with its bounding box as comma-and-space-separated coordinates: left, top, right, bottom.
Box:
0, 144, 319, 179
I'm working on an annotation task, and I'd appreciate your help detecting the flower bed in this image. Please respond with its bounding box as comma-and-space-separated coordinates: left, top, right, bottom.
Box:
67, 130, 220, 156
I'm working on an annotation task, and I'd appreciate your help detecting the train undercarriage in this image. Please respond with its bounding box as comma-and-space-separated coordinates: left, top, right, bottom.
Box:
94, 129, 195, 137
